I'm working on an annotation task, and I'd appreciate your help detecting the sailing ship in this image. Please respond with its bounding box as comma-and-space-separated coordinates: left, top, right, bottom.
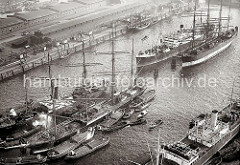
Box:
72, 37, 146, 126
181, 0, 238, 68
72, 41, 106, 101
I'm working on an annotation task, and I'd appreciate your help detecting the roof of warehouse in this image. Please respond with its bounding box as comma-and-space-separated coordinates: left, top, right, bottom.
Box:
0, 17, 23, 29
14, 9, 56, 21
76, 0, 105, 5
47, 2, 84, 12
40, 2, 146, 34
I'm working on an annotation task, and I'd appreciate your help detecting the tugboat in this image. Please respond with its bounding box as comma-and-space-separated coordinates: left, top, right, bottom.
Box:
181, 0, 238, 68
161, 100, 240, 165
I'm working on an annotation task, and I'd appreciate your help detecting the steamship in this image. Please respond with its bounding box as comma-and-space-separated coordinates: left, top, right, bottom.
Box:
136, 26, 202, 68
161, 101, 240, 165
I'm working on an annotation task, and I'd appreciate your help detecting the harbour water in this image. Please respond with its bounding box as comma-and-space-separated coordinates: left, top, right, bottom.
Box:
0, 2, 240, 165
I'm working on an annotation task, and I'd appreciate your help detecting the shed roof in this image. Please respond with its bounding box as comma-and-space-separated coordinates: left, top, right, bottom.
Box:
14, 9, 56, 21
47, 2, 84, 12
75, 0, 105, 5
40, 2, 146, 35
0, 17, 23, 29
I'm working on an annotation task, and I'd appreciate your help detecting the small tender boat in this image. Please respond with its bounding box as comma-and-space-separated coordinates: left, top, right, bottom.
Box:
6, 126, 43, 141
101, 121, 130, 132
65, 137, 110, 160
148, 119, 163, 130
137, 110, 148, 119
123, 109, 135, 119
99, 109, 125, 130
129, 118, 147, 126
0, 155, 47, 165
47, 127, 95, 160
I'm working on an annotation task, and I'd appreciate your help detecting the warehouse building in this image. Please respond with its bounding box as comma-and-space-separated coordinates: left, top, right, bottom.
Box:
0, 17, 24, 35
12, 9, 56, 26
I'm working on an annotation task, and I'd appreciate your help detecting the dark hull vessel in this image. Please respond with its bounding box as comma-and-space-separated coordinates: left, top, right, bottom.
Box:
182, 29, 238, 68
72, 86, 105, 101
27, 121, 79, 148
0, 117, 16, 131
0, 155, 47, 165
65, 137, 110, 160
101, 118, 147, 132
47, 127, 95, 160
73, 86, 146, 126
6, 126, 43, 141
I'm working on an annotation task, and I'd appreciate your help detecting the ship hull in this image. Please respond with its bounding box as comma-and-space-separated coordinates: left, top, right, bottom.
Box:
193, 123, 240, 165
182, 33, 237, 68
136, 42, 191, 68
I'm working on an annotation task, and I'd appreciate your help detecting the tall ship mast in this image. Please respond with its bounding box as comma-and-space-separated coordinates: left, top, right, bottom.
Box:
181, 0, 238, 68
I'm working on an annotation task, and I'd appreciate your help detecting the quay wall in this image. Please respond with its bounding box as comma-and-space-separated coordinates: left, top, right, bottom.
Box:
0, 28, 127, 81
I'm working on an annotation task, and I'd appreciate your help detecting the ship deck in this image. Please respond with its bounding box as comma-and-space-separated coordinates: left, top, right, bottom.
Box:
181, 136, 210, 158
